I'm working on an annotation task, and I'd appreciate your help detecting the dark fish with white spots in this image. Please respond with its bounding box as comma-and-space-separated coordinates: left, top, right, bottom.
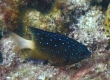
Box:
4, 26, 91, 66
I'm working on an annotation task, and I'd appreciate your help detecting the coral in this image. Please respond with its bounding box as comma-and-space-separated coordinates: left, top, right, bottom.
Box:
0, 37, 22, 65
1, 36, 110, 80
103, 4, 110, 37
69, 0, 90, 10
6, 63, 57, 80
0, 0, 91, 35
71, 50, 110, 80
0, 0, 75, 34
0, 0, 24, 31
68, 5, 110, 80
69, 6, 108, 46
23, 6, 63, 33
0, 0, 110, 80
23, 0, 75, 34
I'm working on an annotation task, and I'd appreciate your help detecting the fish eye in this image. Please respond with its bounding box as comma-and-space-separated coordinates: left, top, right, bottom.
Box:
79, 52, 85, 56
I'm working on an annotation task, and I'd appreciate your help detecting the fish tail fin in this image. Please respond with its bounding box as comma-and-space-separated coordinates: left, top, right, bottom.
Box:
3, 31, 35, 52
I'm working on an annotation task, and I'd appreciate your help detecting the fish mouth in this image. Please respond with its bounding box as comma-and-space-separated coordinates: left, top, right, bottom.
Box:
83, 51, 91, 58
86, 52, 91, 58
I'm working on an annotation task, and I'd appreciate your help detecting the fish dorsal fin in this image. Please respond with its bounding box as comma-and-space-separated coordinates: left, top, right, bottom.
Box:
28, 26, 45, 33
28, 26, 54, 40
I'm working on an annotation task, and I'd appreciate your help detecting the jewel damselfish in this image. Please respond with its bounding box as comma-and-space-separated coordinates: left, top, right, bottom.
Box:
5, 26, 91, 66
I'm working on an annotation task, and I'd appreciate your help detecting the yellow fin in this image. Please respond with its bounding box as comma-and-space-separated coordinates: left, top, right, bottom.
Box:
103, 4, 110, 37
7, 31, 35, 52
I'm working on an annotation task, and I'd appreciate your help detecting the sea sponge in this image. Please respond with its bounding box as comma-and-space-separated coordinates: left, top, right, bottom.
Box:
103, 4, 110, 37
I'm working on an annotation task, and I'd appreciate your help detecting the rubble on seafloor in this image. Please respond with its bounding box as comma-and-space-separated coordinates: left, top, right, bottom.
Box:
0, 0, 110, 80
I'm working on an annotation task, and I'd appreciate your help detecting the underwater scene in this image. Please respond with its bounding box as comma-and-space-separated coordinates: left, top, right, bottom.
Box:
0, 0, 110, 80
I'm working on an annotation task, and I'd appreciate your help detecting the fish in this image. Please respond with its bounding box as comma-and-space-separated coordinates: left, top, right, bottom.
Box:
103, 4, 110, 37
4, 26, 91, 66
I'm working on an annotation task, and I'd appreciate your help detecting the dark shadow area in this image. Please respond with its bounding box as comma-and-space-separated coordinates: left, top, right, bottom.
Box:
91, 0, 110, 10
25, 0, 55, 13
0, 51, 3, 63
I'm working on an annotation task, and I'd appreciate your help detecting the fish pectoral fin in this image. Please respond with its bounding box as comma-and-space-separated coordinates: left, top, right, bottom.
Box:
20, 49, 32, 59
23, 49, 48, 60
43, 60, 49, 65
